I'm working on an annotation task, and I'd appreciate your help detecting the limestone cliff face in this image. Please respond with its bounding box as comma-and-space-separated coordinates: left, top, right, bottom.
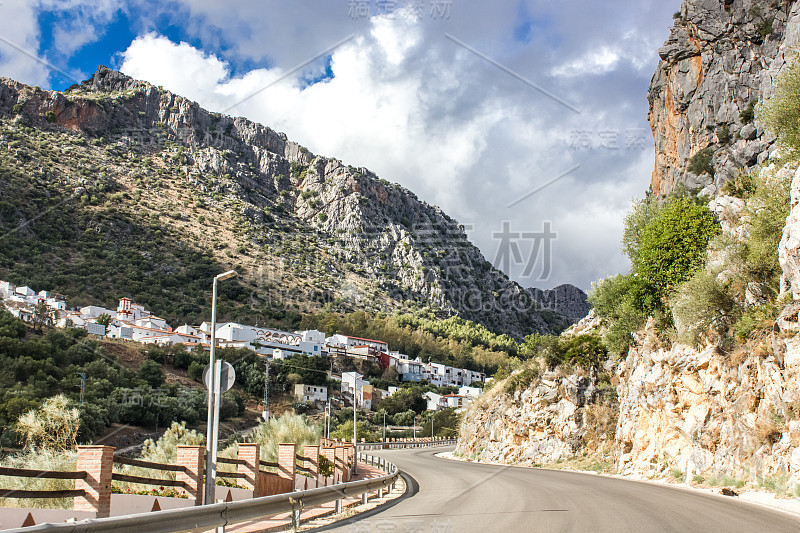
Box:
615, 318, 800, 483
457, 368, 616, 465
648, 0, 800, 198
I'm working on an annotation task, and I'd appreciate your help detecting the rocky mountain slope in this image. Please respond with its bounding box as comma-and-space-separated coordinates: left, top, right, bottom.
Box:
649, 0, 800, 198
527, 284, 590, 324
0, 66, 573, 336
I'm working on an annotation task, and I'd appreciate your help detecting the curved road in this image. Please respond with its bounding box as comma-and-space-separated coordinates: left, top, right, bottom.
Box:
314, 447, 799, 532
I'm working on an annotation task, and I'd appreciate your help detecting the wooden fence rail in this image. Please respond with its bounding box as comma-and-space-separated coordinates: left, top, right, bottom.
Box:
113, 456, 188, 474
110, 474, 189, 490
0, 466, 87, 480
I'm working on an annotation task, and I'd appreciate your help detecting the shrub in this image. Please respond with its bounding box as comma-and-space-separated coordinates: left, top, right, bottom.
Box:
762, 56, 800, 151
734, 302, 781, 342
740, 99, 757, 124
331, 419, 378, 442
757, 18, 774, 38
743, 170, 791, 289
622, 194, 661, 264
721, 170, 757, 198
672, 271, 740, 345
635, 196, 720, 293
16, 395, 79, 451
249, 412, 320, 462
687, 146, 715, 176
716, 123, 732, 144
44, 111, 56, 123
589, 274, 662, 354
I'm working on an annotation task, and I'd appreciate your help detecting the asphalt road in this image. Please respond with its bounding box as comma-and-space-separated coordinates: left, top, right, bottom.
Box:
313, 447, 800, 533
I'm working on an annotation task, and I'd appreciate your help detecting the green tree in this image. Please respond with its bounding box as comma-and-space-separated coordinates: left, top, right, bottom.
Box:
96, 313, 112, 327
137, 359, 165, 388
634, 196, 719, 293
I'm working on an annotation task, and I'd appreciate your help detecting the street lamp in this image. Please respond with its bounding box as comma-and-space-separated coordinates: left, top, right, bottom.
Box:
204, 270, 237, 505
352, 389, 358, 475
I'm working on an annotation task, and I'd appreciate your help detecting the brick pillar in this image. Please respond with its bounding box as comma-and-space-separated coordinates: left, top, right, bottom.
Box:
74, 445, 114, 517
322, 446, 336, 485
305, 445, 319, 488
278, 443, 296, 484
237, 443, 260, 494
176, 445, 204, 505
347, 443, 355, 479
334, 446, 347, 483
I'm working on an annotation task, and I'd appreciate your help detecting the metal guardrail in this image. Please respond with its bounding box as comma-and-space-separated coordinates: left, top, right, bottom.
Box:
5, 455, 400, 533
357, 439, 457, 450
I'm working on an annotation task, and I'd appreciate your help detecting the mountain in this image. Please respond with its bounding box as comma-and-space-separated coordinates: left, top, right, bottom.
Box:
0, 66, 570, 338
526, 284, 590, 324
648, 0, 798, 198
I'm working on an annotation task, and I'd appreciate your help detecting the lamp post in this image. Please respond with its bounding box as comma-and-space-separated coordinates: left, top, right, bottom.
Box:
352, 389, 358, 475
383, 411, 386, 443
203, 270, 237, 505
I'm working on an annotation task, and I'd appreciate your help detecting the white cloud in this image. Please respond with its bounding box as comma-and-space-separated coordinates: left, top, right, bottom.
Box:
0, 0, 674, 292
117, 4, 671, 291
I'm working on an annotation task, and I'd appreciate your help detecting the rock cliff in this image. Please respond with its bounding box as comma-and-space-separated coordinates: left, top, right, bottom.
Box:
648, 0, 800, 198
457, 1, 800, 491
527, 284, 591, 324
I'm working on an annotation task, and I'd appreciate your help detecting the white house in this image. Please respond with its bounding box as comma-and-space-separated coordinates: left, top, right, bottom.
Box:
424, 391, 444, 411
116, 297, 149, 322
0, 280, 14, 298
135, 316, 170, 330
80, 305, 116, 319
15, 286, 35, 298
139, 332, 201, 347
294, 384, 328, 403
326, 334, 388, 353
396, 359, 425, 382
459, 386, 482, 398
56, 312, 87, 329
176, 324, 199, 336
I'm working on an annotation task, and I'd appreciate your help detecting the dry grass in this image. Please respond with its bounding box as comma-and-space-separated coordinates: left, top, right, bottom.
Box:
16, 395, 79, 452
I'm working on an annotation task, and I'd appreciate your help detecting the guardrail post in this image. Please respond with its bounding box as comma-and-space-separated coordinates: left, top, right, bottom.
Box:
176, 445, 205, 505
305, 445, 319, 488
74, 445, 114, 517
278, 443, 296, 492
237, 443, 260, 495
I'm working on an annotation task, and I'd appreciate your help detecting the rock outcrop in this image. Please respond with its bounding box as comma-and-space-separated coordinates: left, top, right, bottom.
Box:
527, 284, 591, 324
457, 368, 616, 465
648, 0, 800, 198
616, 318, 800, 483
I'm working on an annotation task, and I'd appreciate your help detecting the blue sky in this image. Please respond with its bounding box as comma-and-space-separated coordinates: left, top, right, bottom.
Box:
0, 0, 681, 291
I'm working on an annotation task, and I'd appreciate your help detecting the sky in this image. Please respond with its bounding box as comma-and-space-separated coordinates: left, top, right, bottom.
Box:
0, 0, 681, 292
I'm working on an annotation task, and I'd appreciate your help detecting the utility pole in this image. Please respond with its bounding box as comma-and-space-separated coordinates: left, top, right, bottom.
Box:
76, 373, 86, 405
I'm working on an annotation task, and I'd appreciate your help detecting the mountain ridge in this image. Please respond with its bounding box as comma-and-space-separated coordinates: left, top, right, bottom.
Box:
0, 66, 580, 338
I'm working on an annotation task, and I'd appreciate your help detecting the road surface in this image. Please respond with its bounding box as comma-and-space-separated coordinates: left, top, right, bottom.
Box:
313, 447, 799, 532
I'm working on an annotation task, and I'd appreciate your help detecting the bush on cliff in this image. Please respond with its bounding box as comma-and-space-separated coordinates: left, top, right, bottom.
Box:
634, 196, 720, 293
762, 54, 800, 152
